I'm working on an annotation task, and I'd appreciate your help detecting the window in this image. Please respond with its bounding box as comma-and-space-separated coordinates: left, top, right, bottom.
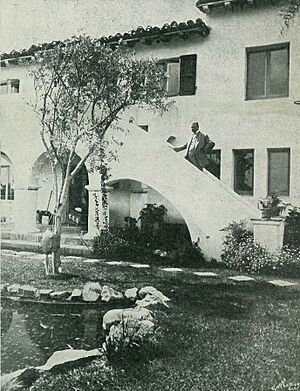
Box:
268, 148, 290, 196
0, 166, 14, 200
233, 149, 254, 196
160, 54, 197, 96
206, 150, 221, 179
0, 79, 20, 95
246, 43, 289, 100
139, 124, 149, 132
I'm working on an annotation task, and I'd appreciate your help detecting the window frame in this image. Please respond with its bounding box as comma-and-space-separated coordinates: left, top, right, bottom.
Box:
0, 79, 20, 95
159, 54, 197, 97
0, 164, 14, 200
267, 148, 290, 197
233, 149, 254, 196
246, 43, 290, 101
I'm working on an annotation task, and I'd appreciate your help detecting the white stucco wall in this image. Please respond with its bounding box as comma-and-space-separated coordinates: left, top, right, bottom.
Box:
108, 179, 185, 227
1, 4, 299, 237
1, 64, 45, 186
126, 5, 300, 207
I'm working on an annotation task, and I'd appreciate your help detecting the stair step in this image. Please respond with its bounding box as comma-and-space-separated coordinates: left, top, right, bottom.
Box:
1, 232, 92, 247
1, 239, 93, 257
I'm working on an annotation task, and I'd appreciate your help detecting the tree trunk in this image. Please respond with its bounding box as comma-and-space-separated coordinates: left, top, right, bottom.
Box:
51, 213, 62, 274
49, 176, 71, 275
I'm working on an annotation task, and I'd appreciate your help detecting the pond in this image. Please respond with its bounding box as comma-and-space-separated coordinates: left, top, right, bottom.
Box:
1, 300, 106, 375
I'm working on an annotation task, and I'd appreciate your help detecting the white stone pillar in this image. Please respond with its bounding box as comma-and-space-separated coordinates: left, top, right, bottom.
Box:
84, 177, 113, 239
84, 183, 102, 239
251, 218, 285, 253
13, 186, 40, 233
129, 184, 149, 227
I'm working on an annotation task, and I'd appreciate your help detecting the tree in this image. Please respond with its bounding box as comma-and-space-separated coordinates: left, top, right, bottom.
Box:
31, 35, 169, 274
281, 0, 300, 31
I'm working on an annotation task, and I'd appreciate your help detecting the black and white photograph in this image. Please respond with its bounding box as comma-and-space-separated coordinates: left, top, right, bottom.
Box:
1, 0, 300, 389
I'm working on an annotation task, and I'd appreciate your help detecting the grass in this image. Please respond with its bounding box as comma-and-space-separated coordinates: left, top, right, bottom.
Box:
1, 251, 300, 390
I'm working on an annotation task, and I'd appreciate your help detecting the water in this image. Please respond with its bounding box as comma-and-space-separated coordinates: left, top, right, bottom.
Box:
1, 300, 105, 375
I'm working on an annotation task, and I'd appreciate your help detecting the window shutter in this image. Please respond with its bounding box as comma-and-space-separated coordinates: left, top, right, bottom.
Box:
179, 54, 197, 96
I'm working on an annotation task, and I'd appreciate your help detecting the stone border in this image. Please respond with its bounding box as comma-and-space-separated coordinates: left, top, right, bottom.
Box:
1, 285, 170, 389
1, 283, 130, 306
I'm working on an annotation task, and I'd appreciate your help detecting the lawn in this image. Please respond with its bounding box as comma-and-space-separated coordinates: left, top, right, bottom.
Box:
1, 251, 300, 391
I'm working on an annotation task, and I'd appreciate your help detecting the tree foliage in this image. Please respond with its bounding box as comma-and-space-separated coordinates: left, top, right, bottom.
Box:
31, 35, 169, 273
280, 0, 300, 31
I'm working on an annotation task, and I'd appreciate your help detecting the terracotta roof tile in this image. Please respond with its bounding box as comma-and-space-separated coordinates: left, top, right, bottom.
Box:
1, 18, 210, 63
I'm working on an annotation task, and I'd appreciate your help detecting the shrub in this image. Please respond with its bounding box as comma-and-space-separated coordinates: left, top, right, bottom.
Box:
104, 318, 159, 364
221, 220, 255, 270
92, 230, 143, 261
284, 206, 300, 249
221, 220, 300, 276
139, 203, 168, 249
93, 203, 207, 267
263, 245, 300, 278
166, 241, 207, 268
222, 235, 272, 274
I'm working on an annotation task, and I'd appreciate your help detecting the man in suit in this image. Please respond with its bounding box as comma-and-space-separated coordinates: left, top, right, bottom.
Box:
172, 122, 214, 171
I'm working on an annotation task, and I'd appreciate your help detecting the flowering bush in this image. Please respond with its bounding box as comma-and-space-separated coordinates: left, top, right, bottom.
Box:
222, 234, 272, 274
264, 245, 300, 277
221, 221, 300, 276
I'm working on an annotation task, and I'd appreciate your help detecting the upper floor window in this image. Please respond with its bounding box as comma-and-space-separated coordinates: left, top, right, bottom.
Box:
233, 149, 254, 196
160, 54, 197, 97
246, 43, 289, 100
268, 148, 290, 196
0, 79, 20, 95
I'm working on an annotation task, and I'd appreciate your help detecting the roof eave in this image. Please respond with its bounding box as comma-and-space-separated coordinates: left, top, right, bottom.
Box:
196, 0, 256, 13
1, 18, 210, 65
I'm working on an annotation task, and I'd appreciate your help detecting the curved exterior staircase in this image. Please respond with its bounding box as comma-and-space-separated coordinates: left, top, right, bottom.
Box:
108, 122, 261, 260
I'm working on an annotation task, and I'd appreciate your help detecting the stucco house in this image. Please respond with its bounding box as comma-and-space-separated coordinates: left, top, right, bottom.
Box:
1, 0, 299, 259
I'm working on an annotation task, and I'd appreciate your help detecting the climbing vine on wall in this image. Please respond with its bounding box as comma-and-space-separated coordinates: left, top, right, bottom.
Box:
93, 192, 100, 231
281, 0, 300, 32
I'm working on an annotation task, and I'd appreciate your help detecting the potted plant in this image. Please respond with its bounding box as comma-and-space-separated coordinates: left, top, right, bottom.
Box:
258, 194, 286, 219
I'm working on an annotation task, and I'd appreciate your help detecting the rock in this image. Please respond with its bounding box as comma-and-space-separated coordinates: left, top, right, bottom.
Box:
124, 287, 139, 301
0, 349, 103, 389
101, 285, 124, 302
7, 284, 21, 296
139, 286, 170, 302
49, 291, 70, 300
82, 282, 102, 302
38, 289, 53, 300
1, 367, 40, 389
103, 307, 153, 331
136, 293, 169, 308
38, 348, 102, 372
69, 288, 82, 302
18, 285, 38, 298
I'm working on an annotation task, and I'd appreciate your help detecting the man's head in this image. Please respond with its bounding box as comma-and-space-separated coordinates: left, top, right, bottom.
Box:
191, 122, 199, 134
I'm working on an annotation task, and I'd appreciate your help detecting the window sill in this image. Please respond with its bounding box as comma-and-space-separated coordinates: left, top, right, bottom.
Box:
245, 95, 289, 101
167, 94, 196, 98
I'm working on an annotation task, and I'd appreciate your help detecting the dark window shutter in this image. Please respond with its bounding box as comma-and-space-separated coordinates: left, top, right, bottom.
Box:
179, 54, 197, 96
